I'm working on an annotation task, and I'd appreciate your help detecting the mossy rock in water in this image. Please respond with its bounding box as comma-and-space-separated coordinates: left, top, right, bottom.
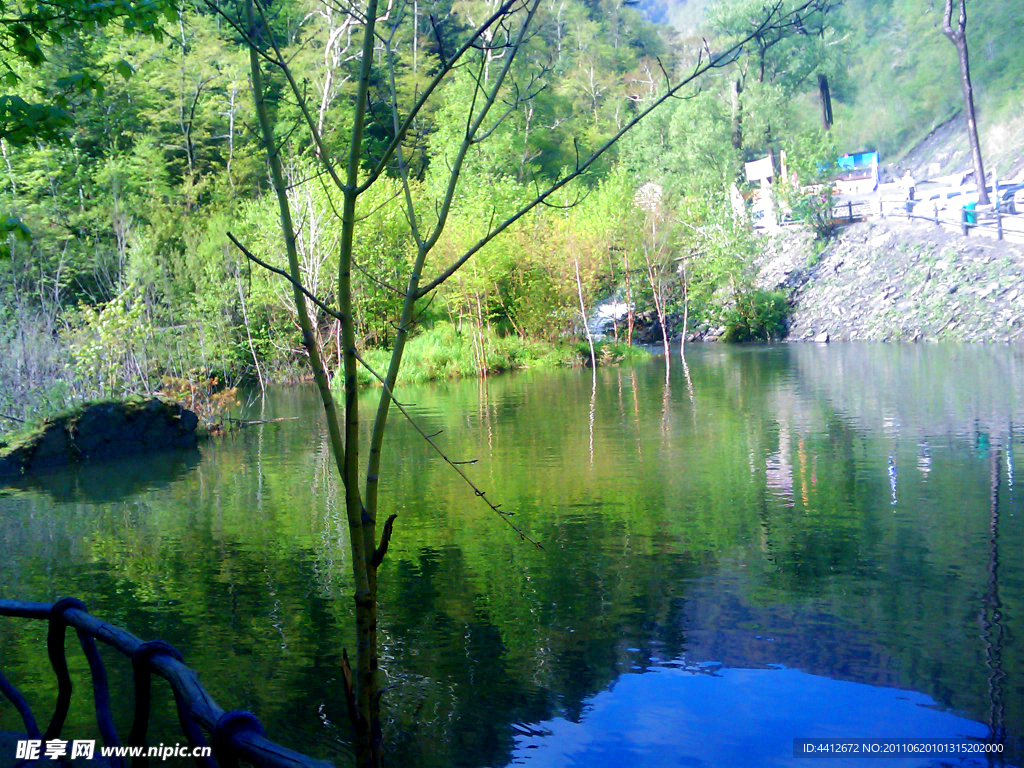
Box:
0, 397, 199, 481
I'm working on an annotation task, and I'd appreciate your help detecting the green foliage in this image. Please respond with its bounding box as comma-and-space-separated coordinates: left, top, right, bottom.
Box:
722, 288, 790, 342
65, 288, 153, 396
0, 214, 30, 257
352, 322, 577, 387
779, 128, 839, 240
587, 339, 650, 366
0, 0, 687, 414
620, 90, 740, 198
0, 0, 174, 143
0, 0, 1020, 415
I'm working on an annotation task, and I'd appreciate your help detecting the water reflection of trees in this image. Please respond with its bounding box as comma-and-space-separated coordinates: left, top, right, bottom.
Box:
1, 345, 1022, 765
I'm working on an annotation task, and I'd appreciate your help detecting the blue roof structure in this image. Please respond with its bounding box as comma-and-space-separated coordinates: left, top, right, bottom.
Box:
838, 151, 879, 170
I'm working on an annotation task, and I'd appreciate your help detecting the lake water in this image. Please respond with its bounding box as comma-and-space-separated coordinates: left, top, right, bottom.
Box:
2, 343, 1023, 767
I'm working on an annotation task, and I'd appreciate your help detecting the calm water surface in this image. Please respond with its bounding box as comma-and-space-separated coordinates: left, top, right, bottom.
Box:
2, 343, 1023, 767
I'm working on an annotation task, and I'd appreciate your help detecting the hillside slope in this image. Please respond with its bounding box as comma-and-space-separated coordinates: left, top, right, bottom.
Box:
757, 221, 1024, 343
651, 0, 1024, 178
897, 110, 1024, 184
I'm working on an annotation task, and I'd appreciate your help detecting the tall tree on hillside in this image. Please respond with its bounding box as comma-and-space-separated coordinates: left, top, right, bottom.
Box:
709, 0, 844, 149
817, 74, 832, 129
943, 0, 988, 205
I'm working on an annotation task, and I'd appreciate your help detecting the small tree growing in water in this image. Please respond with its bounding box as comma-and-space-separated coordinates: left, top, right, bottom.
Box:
221, 0, 831, 763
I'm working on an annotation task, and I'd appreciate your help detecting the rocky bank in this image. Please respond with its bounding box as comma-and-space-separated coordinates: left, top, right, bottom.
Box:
0, 397, 199, 481
757, 220, 1024, 343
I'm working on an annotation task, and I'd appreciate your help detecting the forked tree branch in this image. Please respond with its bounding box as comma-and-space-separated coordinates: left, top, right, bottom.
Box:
416, 0, 817, 297
383, 2, 424, 247
243, 0, 368, 593
355, 349, 542, 547
361, 0, 540, 533
357, 0, 528, 193
227, 232, 346, 321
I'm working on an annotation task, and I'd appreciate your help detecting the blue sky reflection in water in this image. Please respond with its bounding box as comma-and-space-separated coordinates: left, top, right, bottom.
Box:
510, 665, 1007, 768
1, 343, 1023, 767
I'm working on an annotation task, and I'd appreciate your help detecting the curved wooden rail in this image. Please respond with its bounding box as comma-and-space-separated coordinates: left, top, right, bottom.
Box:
0, 599, 335, 768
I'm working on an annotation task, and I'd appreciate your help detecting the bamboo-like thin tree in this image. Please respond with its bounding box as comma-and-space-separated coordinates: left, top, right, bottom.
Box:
221, 0, 829, 763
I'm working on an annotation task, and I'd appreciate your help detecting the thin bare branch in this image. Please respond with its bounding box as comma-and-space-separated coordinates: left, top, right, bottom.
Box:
383, 7, 424, 247
416, 0, 816, 297
354, 350, 542, 547
358, 0, 526, 193
251, 0, 349, 193
423, 0, 542, 251
227, 232, 345, 323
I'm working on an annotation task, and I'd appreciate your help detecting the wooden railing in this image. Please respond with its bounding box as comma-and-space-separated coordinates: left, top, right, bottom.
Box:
0, 598, 334, 768
829, 199, 1023, 243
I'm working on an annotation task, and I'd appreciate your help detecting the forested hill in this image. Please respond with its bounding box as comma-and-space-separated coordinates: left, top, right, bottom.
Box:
0, 0, 1021, 426
831, 0, 1022, 167
646, 0, 1024, 169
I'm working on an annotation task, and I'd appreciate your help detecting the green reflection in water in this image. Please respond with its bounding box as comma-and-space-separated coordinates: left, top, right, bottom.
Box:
1, 343, 1023, 767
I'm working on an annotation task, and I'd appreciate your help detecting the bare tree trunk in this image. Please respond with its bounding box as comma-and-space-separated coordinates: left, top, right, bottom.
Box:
943, 0, 989, 205
2, 138, 16, 195
643, 250, 670, 363
730, 77, 743, 150
244, 2, 379, 764
817, 73, 833, 130
475, 297, 487, 376
226, 85, 237, 190
640, 213, 670, 363
236, 270, 265, 392
574, 254, 596, 368
622, 250, 634, 346
679, 257, 688, 356
518, 101, 534, 181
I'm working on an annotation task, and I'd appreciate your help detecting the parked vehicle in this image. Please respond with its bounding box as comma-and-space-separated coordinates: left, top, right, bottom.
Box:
997, 184, 1024, 214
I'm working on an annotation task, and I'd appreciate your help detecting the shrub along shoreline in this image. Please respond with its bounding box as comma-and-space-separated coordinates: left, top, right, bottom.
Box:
0, 320, 651, 440
352, 322, 650, 389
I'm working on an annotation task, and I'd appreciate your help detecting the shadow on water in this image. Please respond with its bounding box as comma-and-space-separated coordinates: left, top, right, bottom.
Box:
1, 342, 1023, 767
0, 447, 202, 503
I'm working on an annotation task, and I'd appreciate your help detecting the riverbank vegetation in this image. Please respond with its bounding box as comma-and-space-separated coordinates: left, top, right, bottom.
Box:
2, 0, 1021, 431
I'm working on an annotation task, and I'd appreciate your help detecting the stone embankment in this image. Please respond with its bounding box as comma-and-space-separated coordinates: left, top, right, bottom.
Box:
757, 219, 1024, 343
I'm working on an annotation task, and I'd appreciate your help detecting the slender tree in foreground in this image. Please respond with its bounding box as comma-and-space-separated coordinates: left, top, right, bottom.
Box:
943, 0, 989, 205
224, 0, 829, 763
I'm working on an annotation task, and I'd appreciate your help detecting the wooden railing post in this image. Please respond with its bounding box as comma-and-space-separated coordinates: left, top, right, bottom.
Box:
75, 625, 125, 768
0, 598, 335, 768
213, 711, 266, 768
44, 597, 84, 740
0, 670, 42, 740
130, 641, 185, 768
